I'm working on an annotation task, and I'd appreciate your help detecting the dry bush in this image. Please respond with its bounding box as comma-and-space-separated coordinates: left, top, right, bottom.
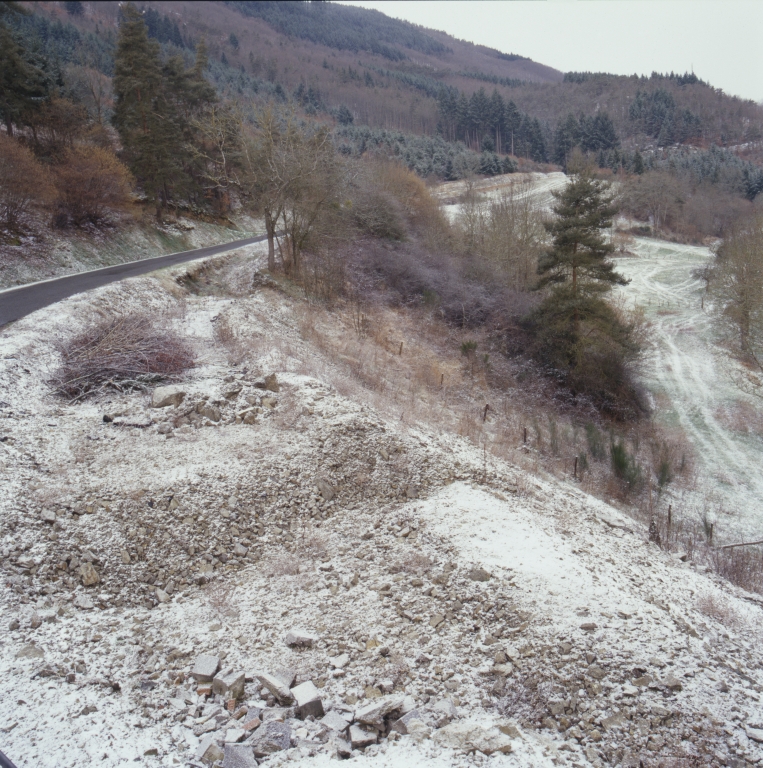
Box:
695, 592, 742, 629
213, 312, 249, 365
715, 400, 763, 436
707, 545, 763, 596
205, 581, 240, 620
0, 132, 55, 231
367, 159, 450, 246
397, 551, 433, 574
351, 187, 406, 241
52, 146, 133, 227
51, 312, 195, 401
266, 553, 302, 577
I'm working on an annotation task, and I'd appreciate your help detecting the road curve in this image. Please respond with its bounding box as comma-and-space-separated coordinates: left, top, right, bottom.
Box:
0, 234, 268, 327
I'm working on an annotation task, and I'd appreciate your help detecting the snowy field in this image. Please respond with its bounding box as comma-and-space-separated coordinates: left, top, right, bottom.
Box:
439, 170, 763, 543
2, 179, 763, 768
615, 240, 763, 543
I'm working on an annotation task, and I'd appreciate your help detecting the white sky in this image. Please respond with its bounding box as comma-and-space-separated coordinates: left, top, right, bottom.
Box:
338, 1, 763, 103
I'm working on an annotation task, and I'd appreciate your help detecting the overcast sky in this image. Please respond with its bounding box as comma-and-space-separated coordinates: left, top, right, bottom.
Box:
338, 1, 763, 103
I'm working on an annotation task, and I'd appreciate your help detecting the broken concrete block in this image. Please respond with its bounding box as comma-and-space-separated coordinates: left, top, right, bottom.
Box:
212, 669, 245, 701
241, 712, 261, 732
349, 724, 377, 749
249, 721, 291, 757
329, 653, 349, 669
196, 735, 224, 765
151, 385, 186, 408
191, 655, 221, 683
222, 744, 257, 768
291, 680, 324, 719
432, 722, 513, 755
272, 668, 297, 688
431, 699, 458, 726
391, 709, 423, 735
73, 594, 94, 610
256, 672, 294, 705
354, 694, 405, 728
326, 733, 352, 758
284, 629, 317, 648
320, 710, 350, 733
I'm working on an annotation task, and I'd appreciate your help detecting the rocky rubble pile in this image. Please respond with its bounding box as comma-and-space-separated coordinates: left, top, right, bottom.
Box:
178, 640, 517, 767
3, 275, 763, 767
2, 372, 472, 612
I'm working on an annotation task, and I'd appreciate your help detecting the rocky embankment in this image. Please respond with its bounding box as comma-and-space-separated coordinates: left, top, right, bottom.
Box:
2, 267, 763, 768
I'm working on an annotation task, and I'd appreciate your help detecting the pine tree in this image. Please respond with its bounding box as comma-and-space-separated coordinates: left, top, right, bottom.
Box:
113, 4, 215, 217
528, 163, 640, 415
538, 165, 623, 300
553, 113, 580, 166
504, 100, 521, 156
0, 22, 49, 136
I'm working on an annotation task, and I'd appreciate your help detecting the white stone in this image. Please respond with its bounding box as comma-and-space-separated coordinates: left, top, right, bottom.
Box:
291, 680, 324, 719
432, 722, 513, 755
151, 385, 186, 408
284, 629, 318, 648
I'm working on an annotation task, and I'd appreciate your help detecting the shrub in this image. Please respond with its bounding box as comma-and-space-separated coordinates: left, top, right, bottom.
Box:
0, 133, 55, 230
610, 439, 641, 491
52, 146, 133, 227
51, 312, 194, 401
351, 188, 405, 240
585, 423, 606, 460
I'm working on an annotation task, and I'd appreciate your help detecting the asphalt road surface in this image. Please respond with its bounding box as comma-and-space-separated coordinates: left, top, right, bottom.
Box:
0, 234, 267, 327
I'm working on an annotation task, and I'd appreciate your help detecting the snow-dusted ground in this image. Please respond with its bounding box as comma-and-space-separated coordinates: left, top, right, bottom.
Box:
0, 215, 263, 290
2, 180, 763, 768
436, 172, 568, 222
438, 169, 763, 544
614, 239, 763, 543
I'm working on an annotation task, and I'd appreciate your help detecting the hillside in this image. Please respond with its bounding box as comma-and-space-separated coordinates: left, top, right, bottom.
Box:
17, 1, 763, 153
2, 238, 763, 768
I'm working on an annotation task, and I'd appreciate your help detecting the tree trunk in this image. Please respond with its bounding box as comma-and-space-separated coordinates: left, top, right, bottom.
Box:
265, 211, 276, 272
740, 308, 750, 354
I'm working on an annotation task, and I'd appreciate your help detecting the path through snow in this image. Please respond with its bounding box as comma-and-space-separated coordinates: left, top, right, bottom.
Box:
614, 240, 763, 542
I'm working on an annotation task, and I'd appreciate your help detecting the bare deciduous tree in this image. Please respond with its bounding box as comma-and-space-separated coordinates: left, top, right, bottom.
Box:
0, 132, 54, 230
710, 213, 763, 395
241, 106, 343, 273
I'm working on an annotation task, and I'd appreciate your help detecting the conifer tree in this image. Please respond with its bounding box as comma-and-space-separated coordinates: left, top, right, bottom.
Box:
0, 22, 48, 136
113, 3, 215, 217
528, 160, 640, 415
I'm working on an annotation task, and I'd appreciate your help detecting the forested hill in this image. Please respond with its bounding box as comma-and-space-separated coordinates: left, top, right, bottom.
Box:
15, 0, 763, 158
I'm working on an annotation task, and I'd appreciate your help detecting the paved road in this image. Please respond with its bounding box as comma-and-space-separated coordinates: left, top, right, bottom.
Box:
0, 234, 267, 327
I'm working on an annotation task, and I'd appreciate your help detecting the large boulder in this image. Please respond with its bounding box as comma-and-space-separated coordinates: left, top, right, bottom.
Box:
249, 721, 291, 757
150, 385, 186, 408
291, 680, 324, 719
354, 694, 405, 728
432, 721, 514, 755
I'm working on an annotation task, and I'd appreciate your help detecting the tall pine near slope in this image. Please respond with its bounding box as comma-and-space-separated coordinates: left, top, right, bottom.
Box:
112, 4, 216, 218
0, 20, 49, 137
112, 4, 165, 216
528, 158, 643, 417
